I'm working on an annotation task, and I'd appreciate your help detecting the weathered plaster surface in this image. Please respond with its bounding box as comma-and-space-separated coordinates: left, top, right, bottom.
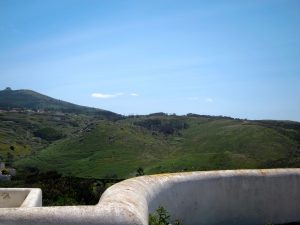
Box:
0, 188, 42, 208
0, 169, 299, 225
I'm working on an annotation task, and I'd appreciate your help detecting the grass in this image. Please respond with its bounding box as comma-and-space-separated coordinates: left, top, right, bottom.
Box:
0, 111, 95, 162
1, 89, 299, 179
13, 114, 300, 179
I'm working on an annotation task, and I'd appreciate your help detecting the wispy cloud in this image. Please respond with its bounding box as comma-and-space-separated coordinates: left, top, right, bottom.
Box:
91, 92, 139, 99
205, 98, 213, 103
91, 92, 124, 99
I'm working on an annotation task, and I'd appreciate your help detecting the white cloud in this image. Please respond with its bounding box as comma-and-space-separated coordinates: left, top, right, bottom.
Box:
205, 98, 213, 103
91, 92, 140, 99
91, 92, 124, 99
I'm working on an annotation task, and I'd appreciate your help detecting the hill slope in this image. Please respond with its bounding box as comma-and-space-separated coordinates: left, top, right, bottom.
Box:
0, 88, 120, 119
0, 110, 98, 163
1, 88, 299, 179
15, 115, 300, 178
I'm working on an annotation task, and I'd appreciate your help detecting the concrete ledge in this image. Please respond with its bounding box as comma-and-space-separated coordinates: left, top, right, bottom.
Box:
0, 169, 299, 225
20, 188, 42, 207
0, 188, 42, 208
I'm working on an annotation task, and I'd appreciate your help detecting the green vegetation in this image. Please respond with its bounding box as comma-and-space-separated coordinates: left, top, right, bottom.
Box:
148, 207, 300, 225
1, 168, 9, 175
0, 88, 300, 207
136, 167, 145, 176
0, 88, 299, 180
0, 110, 100, 163
13, 114, 300, 179
0, 169, 115, 206
149, 206, 180, 225
134, 117, 188, 135
0, 88, 121, 120
33, 127, 64, 141
15, 119, 175, 178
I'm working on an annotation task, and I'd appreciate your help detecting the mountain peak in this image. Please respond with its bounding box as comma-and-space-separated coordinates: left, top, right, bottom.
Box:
0, 88, 121, 120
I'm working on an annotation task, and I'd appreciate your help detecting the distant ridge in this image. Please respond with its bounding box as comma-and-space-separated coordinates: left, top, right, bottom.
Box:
1, 88, 300, 179
0, 87, 121, 119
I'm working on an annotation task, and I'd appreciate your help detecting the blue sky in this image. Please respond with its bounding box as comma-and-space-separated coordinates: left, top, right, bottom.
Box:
1, 0, 300, 121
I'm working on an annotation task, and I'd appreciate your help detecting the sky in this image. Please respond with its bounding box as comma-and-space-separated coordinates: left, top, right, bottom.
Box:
0, 0, 300, 121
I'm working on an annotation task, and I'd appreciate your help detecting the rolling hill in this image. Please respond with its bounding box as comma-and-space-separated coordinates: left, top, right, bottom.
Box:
0, 87, 121, 119
14, 115, 300, 179
0, 88, 299, 179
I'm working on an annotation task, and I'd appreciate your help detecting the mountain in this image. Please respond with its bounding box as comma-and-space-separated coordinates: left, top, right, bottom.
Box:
0, 88, 299, 179
0, 87, 121, 120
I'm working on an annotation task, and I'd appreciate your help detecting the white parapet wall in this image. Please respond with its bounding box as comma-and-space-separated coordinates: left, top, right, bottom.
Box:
0, 188, 42, 208
0, 169, 299, 225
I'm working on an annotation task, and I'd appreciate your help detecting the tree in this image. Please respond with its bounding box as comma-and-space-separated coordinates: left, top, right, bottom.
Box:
4, 87, 12, 91
33, 127, 64, 141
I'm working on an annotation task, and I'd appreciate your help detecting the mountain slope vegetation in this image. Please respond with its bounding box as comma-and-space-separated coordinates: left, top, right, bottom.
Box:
15, 115, 300, 178
0, 88, 299, 179
0, 87, 120, 119
0, 111, 96, 164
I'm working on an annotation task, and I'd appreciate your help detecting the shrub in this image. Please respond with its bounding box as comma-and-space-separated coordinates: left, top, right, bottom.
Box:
1, 169, 9, 175
149, 206, 181, 225
33, 127, 64, 141
136, 167, 144, 176
135, 118, 188, 135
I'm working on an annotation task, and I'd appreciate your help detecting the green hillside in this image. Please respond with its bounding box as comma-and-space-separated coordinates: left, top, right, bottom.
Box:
14, 114, 300, 179
1, 89, 299, 179
0, 111, 97, 164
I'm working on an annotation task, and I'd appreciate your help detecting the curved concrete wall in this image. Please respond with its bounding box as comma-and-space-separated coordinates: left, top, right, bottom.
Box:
101, 169, 300, 225
0, 169, 299, 225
